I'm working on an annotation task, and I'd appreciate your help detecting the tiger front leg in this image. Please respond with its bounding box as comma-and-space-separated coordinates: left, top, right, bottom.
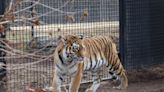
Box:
51, 70, 62, 92
69, 63, 84, 92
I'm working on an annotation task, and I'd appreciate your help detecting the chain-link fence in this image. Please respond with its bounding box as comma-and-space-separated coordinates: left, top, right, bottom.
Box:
1, 0, 164, 92
1, 0, 119, 91
119, 0, 164, 69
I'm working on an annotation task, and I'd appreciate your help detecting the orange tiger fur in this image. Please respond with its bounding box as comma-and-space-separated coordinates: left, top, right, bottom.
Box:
52, 35, 128, 92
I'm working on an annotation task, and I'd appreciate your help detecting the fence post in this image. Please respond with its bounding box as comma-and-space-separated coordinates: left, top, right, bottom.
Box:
119, 0, 126, 67
0, 0, 7, 92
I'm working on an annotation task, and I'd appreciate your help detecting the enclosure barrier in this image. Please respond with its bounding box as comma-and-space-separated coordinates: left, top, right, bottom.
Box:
119, 0, 164, 69
0, 0, 164, 91
2, 0, 119, 91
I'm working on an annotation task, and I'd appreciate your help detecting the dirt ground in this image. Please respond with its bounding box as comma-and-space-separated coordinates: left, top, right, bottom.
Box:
79, 78, 164, 92
79, 65, 164, 92
98, 79, 164, 92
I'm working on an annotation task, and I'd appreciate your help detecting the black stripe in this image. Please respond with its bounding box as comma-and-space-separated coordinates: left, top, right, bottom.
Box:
106, 46, 112, 67
112, 57, 118, 71
88, 40, 93, 70
90, 53, 98, 69
118, 52, 121, 60
66, 46, 68, 53
112, 76, 117, 80
59, 54, 64, 64
100, 54, 105, 67
96, 60, 101, 69
70, 70, 77, 75
106, 49, 113, 67
56, 64, 62, 71
69, 63, 76, 69
109, 71, 114, 75
114, 59, 120, 70
89, 57, 92, 70
114, 65, 119, 71
59, 76, 64, 81
109, 64, 113, 71
94, 56, 98, 68
113, 56, 118, 65
117, 70, 122, 75
94, 50, 104, 69
93, 58, 98, 69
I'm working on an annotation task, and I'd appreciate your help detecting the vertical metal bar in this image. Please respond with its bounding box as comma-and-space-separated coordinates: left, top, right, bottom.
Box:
0, 0, 7, 92
119, 0, 126, 67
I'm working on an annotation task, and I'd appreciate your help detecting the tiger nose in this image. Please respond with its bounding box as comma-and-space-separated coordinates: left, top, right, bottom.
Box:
73, 48, 79, 52
66, 52, 73, 57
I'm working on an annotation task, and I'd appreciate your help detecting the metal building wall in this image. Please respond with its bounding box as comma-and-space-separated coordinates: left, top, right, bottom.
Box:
119, 0, 164, 69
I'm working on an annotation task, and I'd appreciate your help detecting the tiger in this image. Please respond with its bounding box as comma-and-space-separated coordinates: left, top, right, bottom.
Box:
51, 35, 128, 92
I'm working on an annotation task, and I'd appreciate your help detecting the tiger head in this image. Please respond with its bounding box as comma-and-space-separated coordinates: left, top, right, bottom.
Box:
58, 35, 85, 64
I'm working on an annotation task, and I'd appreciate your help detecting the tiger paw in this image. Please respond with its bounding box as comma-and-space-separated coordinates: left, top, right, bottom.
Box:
113, 85, 127, 90
85, 88, 93, 92
112, 85, 121, 89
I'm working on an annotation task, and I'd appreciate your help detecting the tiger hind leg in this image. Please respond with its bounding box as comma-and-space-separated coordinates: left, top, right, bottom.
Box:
118, 72, 128, 89
108, 71, 121, 88
112, 72, 128, 89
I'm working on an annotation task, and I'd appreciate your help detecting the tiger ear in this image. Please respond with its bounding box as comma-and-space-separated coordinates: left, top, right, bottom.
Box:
57, 35, 62, 40
78, 34, 83, 39
58, 35, 67, 44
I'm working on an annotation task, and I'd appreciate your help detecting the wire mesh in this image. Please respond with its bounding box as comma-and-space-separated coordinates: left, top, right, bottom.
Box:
119, 0, 164, 69
4, 0, 119, 91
